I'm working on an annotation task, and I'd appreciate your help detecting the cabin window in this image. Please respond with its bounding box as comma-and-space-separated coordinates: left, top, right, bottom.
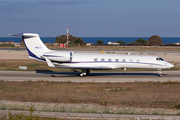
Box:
101, 58, 105, 62
122, 59, 126, 62
115, 59, 119, 62
136, 59, 140, 62
156, 57, 164, 61
94, 58, 98, 62
129, 59, 133, 62
108, 59, 112, 62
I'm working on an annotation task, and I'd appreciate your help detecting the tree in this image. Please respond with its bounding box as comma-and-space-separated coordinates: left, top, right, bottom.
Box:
135, 39, 147, 45
55, 35, 68, 43
21, 38, 24, 45
55, 34, 84, 46
116, 41, 126, 45
128, 41, 136, 45
97, 40, 104, 44
74, 38, 84, 45
148, 35, 163, 46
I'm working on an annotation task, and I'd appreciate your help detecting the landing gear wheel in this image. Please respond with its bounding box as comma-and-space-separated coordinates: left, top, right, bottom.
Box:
159, 74, 163, 77
157, 69, 163, 77
79, 69, 90, 77
79, 73, 84, 77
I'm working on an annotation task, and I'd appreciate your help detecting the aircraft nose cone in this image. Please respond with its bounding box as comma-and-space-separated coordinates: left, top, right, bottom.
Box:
171, 64, 174, 68
169, 63, 174, 68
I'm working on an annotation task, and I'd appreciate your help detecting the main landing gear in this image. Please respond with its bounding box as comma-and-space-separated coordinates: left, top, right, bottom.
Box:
158, 69, 163, 77
79, 69, 90, 77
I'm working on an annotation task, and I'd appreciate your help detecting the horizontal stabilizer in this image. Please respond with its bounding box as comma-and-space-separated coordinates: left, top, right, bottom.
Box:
44, 57, 55, 67
7, 33, 37, 37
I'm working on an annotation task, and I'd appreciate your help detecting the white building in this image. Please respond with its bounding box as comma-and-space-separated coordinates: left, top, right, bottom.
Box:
86, 43, 93, 46
174, 41, 180, 45
108, 42, 120, 45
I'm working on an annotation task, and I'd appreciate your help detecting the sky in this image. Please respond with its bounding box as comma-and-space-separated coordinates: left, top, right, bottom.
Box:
0, 0, 180, 37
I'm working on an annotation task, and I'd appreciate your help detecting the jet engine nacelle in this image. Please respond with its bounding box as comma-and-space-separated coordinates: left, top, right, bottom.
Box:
43, 51, 72, 62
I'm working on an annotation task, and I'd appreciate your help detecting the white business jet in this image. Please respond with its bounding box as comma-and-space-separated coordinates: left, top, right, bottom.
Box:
8, 33, 174, 77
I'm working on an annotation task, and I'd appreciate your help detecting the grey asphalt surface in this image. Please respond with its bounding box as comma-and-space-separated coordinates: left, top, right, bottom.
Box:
1, 110, 180, 120
0, 70, 179, 82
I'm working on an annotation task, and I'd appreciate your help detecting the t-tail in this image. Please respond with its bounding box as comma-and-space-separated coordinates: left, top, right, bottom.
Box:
7, 33, 50, 61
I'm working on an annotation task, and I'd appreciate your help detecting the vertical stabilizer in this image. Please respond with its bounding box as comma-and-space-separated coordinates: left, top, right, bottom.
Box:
7, 33, 50, 61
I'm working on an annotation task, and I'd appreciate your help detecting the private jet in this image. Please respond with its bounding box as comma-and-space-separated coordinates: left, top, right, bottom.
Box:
8, 33, 174, 77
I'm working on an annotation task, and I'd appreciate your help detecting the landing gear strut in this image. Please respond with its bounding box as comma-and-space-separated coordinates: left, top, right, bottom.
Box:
158, 69, 163, 77
79, 69, 90, 77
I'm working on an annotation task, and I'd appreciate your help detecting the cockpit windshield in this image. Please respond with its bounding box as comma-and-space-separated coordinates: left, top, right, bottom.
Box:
156, 57, 164, 61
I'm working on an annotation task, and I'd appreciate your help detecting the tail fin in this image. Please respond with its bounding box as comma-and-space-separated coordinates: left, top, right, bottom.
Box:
7, 33, 50, 61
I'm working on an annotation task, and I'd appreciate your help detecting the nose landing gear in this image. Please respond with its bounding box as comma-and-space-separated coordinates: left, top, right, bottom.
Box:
158, 69, 163, 77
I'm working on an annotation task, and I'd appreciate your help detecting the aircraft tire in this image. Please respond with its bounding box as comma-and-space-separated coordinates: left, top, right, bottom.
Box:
79, 73, 84, 77
159, 74, 163, 77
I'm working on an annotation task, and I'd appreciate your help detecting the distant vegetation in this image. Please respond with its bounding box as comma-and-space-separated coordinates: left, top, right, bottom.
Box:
0, 44, 15, 47
116, 41, 126, 45
125, 35, 163, 46
97, 40, 104, 44
129, 38, 147, 45
19, 34, 163, 47
21, 38, 24, 45
136, 38, 147, 44
147, 35, 163, 46
94, 36, 163, 46
55, 34, 84, 47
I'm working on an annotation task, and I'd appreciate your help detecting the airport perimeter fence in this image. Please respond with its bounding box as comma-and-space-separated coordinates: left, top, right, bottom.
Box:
0, 100, 107, 120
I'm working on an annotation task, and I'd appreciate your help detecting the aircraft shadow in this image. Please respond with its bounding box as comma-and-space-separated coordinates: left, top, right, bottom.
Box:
36, 70, 77, 74
36, 70, 168, 77
36, 70, 78, 77
89, 73, 162, 76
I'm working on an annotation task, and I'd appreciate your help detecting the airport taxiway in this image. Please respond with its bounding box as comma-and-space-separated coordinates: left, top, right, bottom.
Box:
0, 70, 179, 82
